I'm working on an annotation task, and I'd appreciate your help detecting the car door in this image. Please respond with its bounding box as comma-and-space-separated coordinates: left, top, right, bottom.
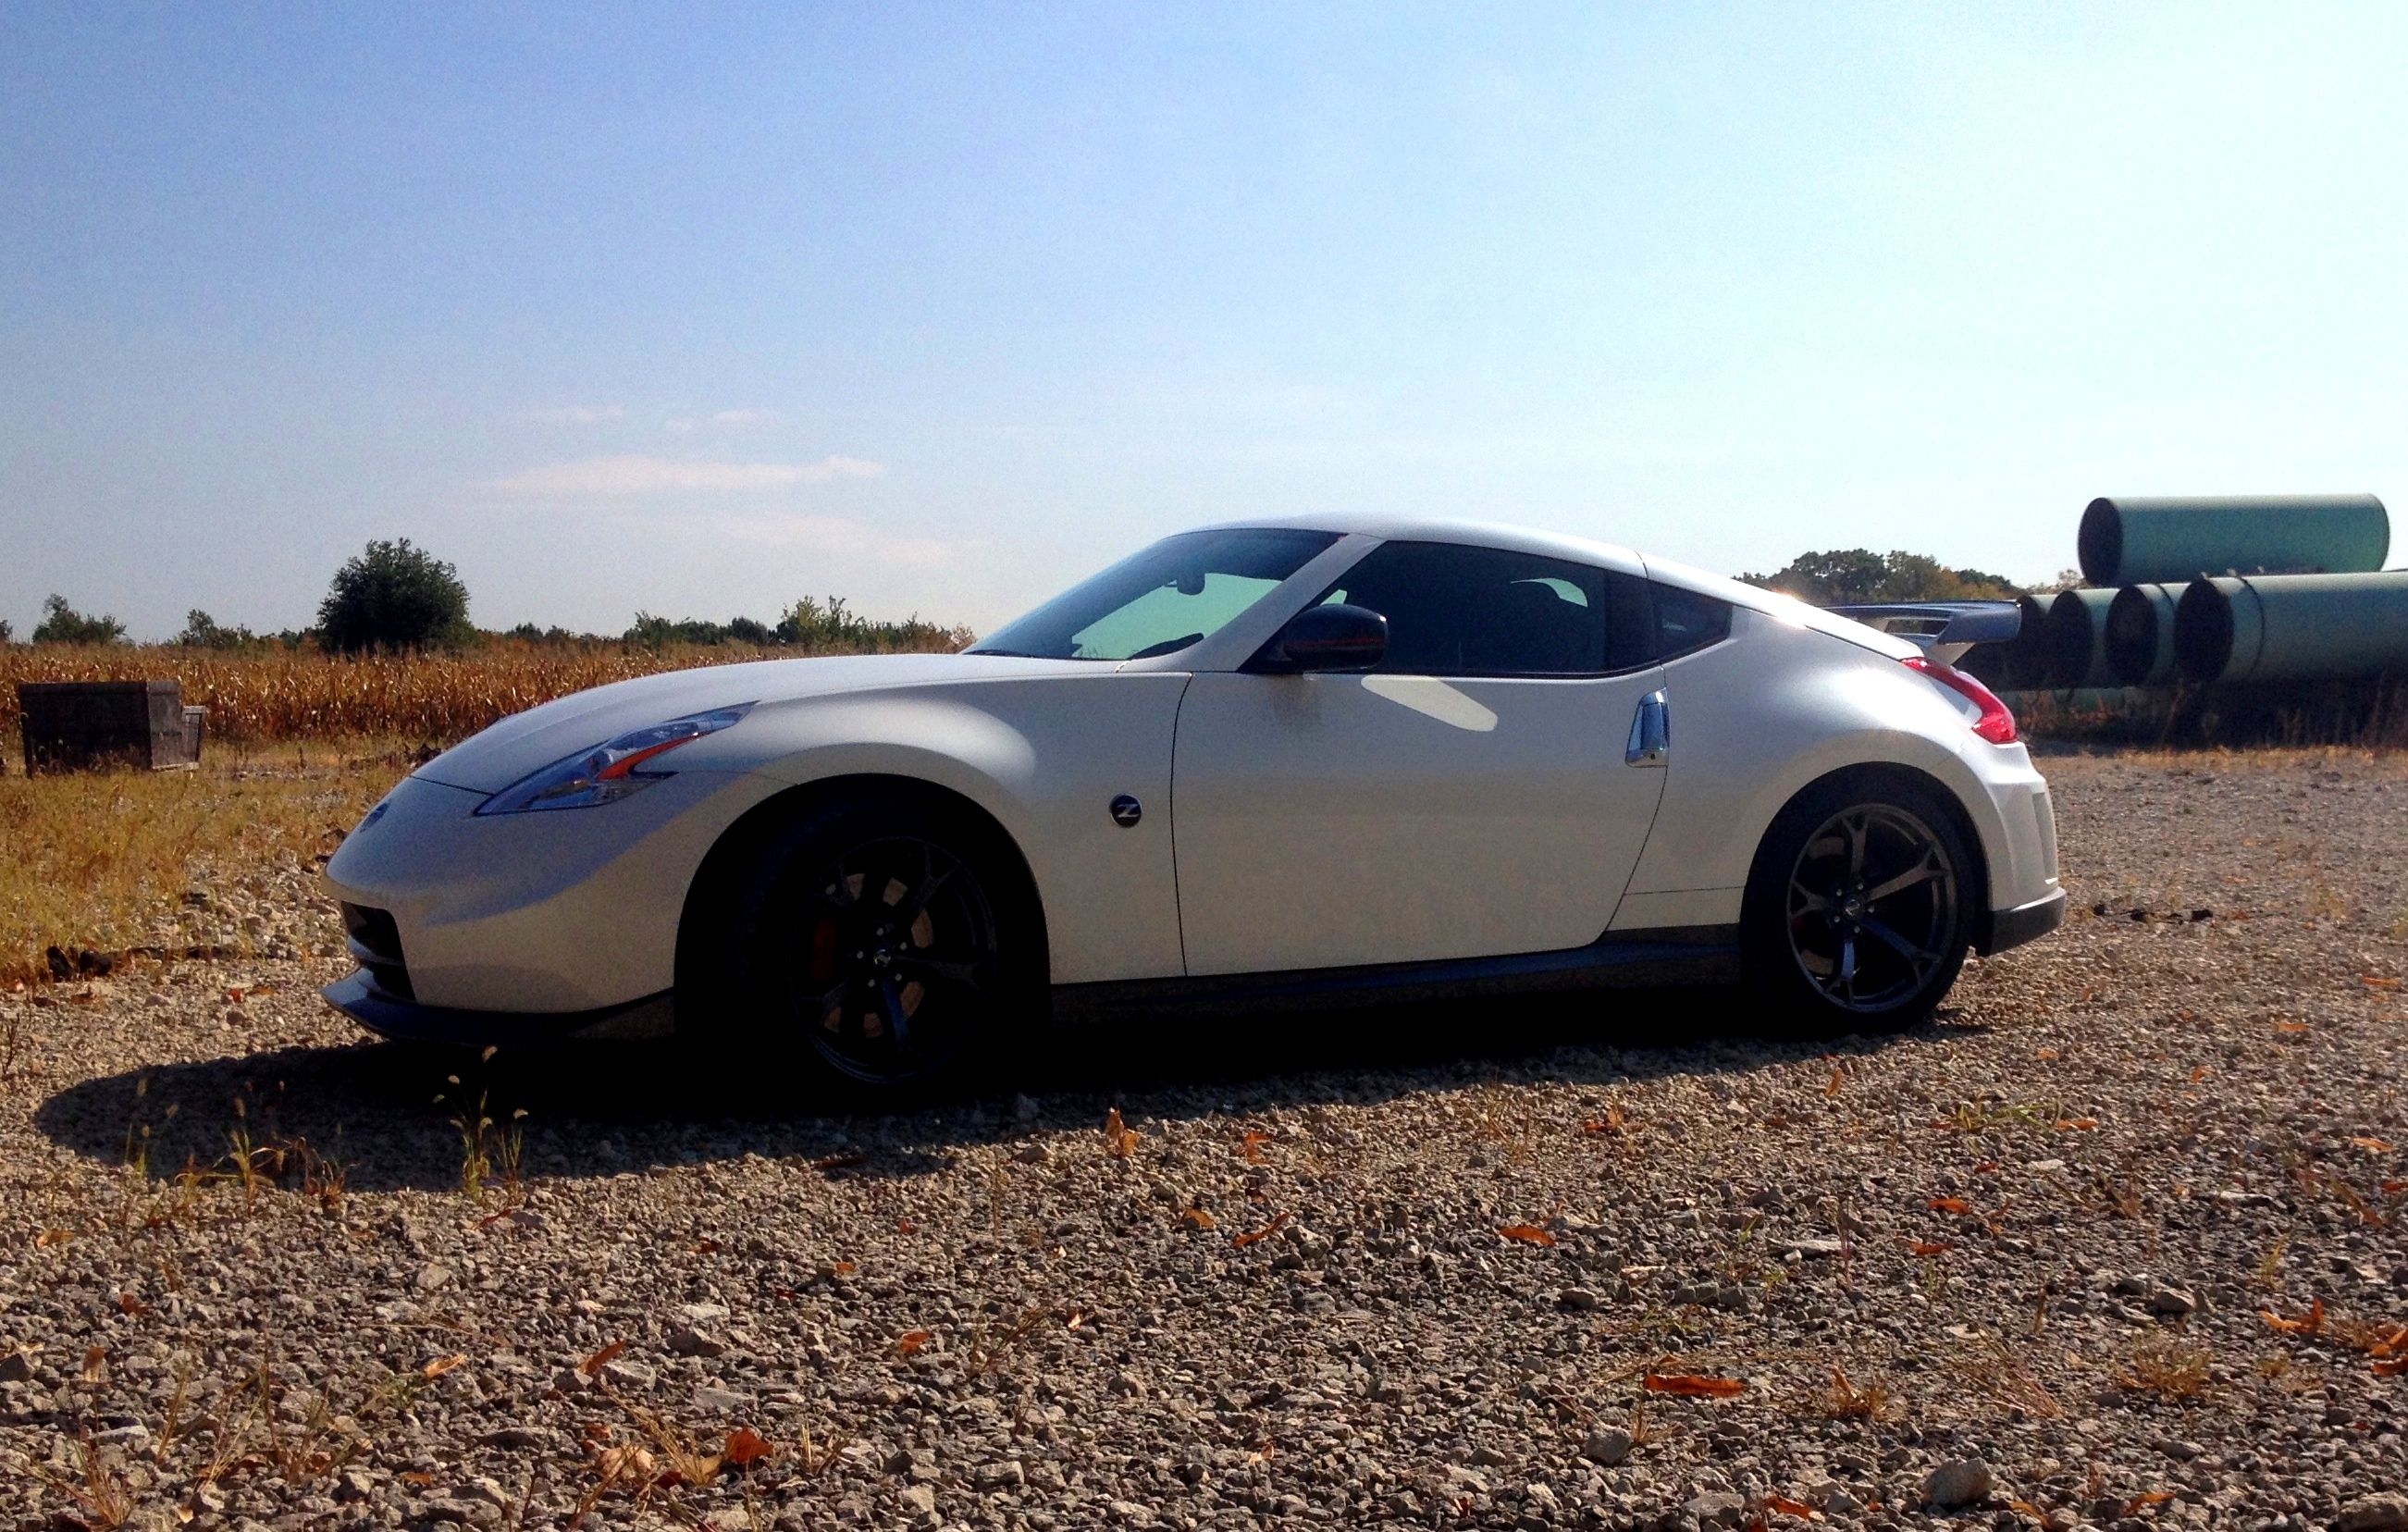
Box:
1170, 539, 1671, 977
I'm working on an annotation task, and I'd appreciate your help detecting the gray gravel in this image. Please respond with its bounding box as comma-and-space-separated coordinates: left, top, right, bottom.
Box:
3, 747, 2405, 1530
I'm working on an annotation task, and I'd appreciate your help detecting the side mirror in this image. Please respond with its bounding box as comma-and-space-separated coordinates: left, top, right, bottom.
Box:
1265, 602, 1388, 673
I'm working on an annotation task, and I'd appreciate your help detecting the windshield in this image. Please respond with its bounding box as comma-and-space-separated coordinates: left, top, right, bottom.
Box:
969, 528, 1339, 661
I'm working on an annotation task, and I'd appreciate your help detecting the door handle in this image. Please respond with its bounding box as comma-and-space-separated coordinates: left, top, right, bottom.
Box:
1624, 689, 1669, 767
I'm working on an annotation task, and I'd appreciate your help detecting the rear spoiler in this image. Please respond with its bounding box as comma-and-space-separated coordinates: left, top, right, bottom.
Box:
1824, 600, 2022, 665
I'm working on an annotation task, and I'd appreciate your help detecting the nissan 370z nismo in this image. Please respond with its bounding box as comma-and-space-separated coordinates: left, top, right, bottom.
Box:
323, 517, 2065, 1093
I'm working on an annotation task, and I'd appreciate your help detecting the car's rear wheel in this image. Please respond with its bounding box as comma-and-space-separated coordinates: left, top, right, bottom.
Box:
1740, 774, 1974, 1030
683, 793, 1041, 1095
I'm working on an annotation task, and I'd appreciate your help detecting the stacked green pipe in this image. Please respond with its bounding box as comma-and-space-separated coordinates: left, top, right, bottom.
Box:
2173, 572, 2408, 683
2079, 494, 2388, 586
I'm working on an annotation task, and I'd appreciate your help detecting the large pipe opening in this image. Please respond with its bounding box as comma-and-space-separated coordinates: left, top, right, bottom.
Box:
2173, 577, 2236, 683
2076, 499, 2122, 588
2044, 589, 2107, 687
2104, 586, 2164, 685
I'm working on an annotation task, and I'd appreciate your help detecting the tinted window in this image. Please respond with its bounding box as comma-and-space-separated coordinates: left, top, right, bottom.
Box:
1308, 541, 1650, 675
972, 528, 1338, 661
1651, 584, 1732, 659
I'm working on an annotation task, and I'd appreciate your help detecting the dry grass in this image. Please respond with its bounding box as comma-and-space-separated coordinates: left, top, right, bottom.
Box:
0, 744, 389, 990
2119, 1335, 2215, 1401
0, 631, 964, 747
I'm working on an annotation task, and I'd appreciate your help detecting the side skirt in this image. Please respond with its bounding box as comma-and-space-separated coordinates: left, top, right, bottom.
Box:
1051, 926, 1740, 1025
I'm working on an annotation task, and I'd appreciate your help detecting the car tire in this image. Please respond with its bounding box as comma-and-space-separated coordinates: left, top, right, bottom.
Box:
680, 791, 1043, 1098
1739, 772, 1975, 1032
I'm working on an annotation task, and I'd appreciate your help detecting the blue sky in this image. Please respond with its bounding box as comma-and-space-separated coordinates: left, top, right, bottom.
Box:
6, 3, 2407, 638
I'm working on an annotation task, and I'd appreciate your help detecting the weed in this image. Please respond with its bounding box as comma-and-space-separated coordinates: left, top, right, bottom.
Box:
2254, 1237, 2290, 1292
1945, 1338, 2062, 1419
1807, 1365, 1900, 1421
23, 1435, 132, 1530
2119, 1335, 2213, 1401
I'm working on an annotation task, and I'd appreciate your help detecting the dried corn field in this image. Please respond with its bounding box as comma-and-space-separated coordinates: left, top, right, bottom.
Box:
0, 634, 968, 748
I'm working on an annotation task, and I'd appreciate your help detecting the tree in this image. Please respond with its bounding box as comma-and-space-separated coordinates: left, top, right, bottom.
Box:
31, 594, 128, 644
176, 609, 258, 649
0, 617, 12, 643
316, 538, 472, 653
1737, 550, 2020, 606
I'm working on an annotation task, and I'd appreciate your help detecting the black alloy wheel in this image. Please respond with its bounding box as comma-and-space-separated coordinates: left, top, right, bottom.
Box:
1783, 803, 1958, 1012
788, 834, 1001, 1085
684, 793, 1038, 1095
1742, 775, 1975, 1029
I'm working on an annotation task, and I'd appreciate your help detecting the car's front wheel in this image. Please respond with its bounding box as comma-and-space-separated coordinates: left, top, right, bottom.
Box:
683, 792, 1041, 1095
1740, 774, 1974, 1030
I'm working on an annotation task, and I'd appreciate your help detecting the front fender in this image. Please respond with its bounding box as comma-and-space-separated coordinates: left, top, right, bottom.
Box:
698, 675, 1192, 984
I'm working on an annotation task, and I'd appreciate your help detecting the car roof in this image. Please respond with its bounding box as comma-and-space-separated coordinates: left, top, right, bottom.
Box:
1182, 513, 1918, 659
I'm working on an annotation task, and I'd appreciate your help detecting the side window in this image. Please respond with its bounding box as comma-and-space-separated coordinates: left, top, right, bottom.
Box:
1312, 541, 1649, 676
1650, 583, 1732, 659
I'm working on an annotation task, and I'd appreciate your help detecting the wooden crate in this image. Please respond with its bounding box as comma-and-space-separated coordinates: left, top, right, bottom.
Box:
17, 680, 204, 773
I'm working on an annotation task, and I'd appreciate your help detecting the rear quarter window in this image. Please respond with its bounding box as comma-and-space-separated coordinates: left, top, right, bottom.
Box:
1650, 584, 1732, 660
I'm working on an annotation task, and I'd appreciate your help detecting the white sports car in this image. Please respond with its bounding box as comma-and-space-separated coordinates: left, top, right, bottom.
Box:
323, 516, 2064, 1091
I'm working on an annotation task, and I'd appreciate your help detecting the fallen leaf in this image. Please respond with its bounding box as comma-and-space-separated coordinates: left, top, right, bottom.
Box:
895, 1329, 932, 1357
2124, 1490, 2175, 1513
2350, 1136, 2396, 1154
1498, 1223, 1558, 1247
1238, 1130, 1273, 1164
2055, 1117, 2099, 1131
1178, 1207, 1217, 1230
1971, 1160, 1999, 1174
1064, 1309, 1089, 1329
400, 1471, 436, 1489
2034, 1047, 2061, 1061
1231, 1213, 1290, 1249
1824, 1065, 1845, 1097
1103, 1107, 1142, 1159
2190, 1066, 2208, 1083
1927, 1197, 1972, 1215
2273, 1020, 2310, 1036
1908, 1241, 1952, 1256
1762, 1493, 1817, 1518
32, 1229, 71, 1249
1582, 1104, 1631, 1134
2364, 975, 2402, 991
422, 1353, 467, 1379
80, 1346, 107, 1383
895, 1218, 917, 1234
2375, 1357, 2406, 1377
578, 1340, 626, 1378
692, 1237, 722, 1254
116, 1291, 146, 1316
1644, 1372, 1745, 1398
722, 1427, 774, 1467
2263, 1299, 2325, 1337
831, 1260, 857, 1277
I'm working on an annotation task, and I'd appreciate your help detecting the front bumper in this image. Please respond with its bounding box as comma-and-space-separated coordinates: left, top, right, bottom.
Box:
1978, 887, 2067, 956
323, 969, 674, 1047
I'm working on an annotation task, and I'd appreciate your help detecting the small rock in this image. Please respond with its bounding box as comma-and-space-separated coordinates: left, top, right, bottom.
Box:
1923, 1458, 1996, 1509
0, 1351, 37, 1383
1556, 1287, 1601, 1311
1580, 1427, 1634, 1465
1686, 1489, 1747, 1528
413, 1263, 454, 1292
601, 1358, 657, 1390
2335, 1497, 2408, 1532
899, 1484, 939, 1516
2145, 1286, 2198, 1316
669, 1326, 727, 1358
483, 1425, 552, 1450
974, 1460, 1026, 1490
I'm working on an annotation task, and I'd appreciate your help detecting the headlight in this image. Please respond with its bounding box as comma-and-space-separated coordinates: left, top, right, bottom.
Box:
475, 705, 753, 815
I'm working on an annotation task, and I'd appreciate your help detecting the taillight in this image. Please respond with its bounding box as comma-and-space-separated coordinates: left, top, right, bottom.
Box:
1902, 655, 2018, 745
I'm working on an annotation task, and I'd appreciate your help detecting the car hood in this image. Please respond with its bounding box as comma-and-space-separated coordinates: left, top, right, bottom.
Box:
412, 651, 1096, 795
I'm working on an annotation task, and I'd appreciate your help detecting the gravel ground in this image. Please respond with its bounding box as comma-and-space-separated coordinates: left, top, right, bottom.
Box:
4, 748, 2406, 1532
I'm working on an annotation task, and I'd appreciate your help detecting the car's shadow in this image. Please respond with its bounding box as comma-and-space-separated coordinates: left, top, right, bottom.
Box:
34, 988, 1956, 1194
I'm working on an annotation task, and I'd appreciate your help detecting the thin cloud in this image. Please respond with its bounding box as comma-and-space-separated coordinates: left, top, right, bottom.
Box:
488, 453, 884, 498
698, 511, 957, 565
520, 404, 628, 425
666, 408, 777, 434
